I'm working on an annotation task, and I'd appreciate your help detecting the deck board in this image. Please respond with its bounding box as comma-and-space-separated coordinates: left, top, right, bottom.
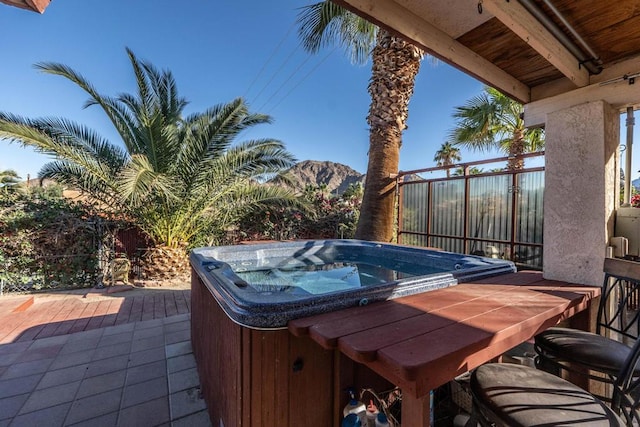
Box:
0, 288, 192, 344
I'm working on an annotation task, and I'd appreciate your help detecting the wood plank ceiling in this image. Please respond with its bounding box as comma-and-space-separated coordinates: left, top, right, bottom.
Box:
337, 0, 640, 108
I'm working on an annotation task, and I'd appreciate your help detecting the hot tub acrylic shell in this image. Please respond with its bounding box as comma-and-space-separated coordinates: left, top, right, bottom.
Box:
190, 239, 516, 329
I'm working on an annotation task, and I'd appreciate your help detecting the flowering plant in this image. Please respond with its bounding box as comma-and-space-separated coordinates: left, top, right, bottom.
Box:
234, 184, 362, 241
631, 194, 640, 208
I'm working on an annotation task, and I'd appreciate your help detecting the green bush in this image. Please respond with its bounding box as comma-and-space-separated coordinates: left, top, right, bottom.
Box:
0, 189, 102, 292
235, 184, 362, 242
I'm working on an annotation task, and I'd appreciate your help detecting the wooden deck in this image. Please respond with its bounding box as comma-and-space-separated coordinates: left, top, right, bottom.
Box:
0, 287, 191, 344
289, 271, 600, 426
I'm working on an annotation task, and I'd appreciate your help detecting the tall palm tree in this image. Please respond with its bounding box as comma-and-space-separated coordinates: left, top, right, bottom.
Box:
434, 142, 461, 178
297, 1, 423, 242
0, 49, 300, 279
449, 86, 544, 170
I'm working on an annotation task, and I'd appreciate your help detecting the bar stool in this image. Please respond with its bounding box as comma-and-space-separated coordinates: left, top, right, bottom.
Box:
534, 257, 640, 402
468, 334, 640, 426
468, 363, 624, 426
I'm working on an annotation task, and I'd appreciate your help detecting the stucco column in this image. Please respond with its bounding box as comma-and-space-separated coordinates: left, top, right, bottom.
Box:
543, 100, 619, 285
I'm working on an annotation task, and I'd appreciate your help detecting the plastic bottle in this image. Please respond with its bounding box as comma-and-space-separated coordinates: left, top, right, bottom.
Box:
343, 389, 366, 422
342, 413, 362, 427
343, 397, 366, 419
374, 413, 390, 427
365, 400, 379, 427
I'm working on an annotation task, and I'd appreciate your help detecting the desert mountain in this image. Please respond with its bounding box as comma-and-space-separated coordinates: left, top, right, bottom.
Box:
277, 160, 365, 195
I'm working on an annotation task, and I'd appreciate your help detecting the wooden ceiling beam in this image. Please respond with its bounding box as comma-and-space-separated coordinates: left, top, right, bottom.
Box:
524, 76, 640, 127
482, 0, 589, 88
0, 0, 49, 13
532, 54, 640, 101
337, 0, 531, 103
27, 0, 49, 13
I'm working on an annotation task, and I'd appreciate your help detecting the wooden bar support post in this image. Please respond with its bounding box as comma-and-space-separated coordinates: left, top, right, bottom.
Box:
402, 391, 431, 427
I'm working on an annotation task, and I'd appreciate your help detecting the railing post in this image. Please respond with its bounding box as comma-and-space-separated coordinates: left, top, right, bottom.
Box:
463, 172, 471, 255
510, 171, 519, 263
396, 175, 403, 244
427, 181, 433, 248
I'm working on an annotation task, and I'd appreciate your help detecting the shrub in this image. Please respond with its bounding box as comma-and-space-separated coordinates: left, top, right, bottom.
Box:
235, 184, 362, 242
0, 189, 102, 292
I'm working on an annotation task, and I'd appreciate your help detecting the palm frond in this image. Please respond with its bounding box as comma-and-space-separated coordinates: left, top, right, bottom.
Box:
449, 86, 544, 157
38, 160, 122, 209
88, 94, 140, 152
176, 99, 275, 186
36, 116, 129, 164
34, 62, 138, 149
297, 1, 377, 65
193, 139, 296, 194
1, 113, 128, 182
117, 153, 182, 207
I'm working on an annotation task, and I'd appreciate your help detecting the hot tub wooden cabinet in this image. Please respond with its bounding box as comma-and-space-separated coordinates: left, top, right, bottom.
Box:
191, 272, 335, 426
192, 272, 392, 427
190, 240, 516, 426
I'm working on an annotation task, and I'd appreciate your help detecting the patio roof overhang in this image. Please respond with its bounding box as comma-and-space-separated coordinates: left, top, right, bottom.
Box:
0, 0, 50, 13
335, 0, 640, 126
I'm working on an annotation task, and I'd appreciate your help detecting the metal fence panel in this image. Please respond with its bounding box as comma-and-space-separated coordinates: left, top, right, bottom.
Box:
467, 174, 513, 255
431, 179, 465, 238
430, 236, 465, 254
401, 182, 430, 235
516, 171, 544, 244
399, 233, 430, 248
398, 166, 544, 269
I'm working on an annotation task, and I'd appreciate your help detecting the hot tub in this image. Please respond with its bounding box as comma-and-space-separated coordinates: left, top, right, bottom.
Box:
190, 239, 516, 329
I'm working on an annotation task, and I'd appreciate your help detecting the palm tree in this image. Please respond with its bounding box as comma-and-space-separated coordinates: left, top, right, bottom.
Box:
452, 166, 484, 176
449, 86, 544, 170
0, 49, 300, 279
0, 169, 21, 195
434, 142, 461, 178
297, 1, 423, 242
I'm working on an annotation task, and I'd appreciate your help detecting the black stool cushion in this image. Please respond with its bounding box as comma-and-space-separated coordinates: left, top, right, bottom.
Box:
471, 363, 624, 426
535, 327, 632, 375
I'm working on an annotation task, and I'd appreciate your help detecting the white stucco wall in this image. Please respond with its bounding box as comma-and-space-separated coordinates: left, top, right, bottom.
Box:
543, 100, 619, 285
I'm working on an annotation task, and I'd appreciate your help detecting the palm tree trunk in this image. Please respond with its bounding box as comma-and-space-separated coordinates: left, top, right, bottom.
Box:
356, 127, 401, 241
355, 31, 422, 242
141, 244, 189, 281
507, 129, 526, 170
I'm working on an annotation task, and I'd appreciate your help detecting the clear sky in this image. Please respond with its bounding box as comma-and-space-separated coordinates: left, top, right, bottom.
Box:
0, 0, 635, 181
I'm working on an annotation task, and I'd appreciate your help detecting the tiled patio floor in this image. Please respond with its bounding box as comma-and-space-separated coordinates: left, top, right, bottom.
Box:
0, 287, 211, 426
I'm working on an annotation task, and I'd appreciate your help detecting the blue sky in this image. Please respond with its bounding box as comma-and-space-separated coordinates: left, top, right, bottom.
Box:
0, 0, 634, 181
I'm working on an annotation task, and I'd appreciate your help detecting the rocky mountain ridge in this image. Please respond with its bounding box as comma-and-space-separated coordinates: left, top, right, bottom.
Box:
279, 160, 365, 195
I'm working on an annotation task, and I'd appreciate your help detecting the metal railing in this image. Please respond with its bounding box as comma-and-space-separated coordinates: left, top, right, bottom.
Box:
397, 152, 545, 269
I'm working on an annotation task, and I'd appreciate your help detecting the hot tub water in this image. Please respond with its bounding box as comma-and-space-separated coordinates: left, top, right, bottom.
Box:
235, 260, 446, 295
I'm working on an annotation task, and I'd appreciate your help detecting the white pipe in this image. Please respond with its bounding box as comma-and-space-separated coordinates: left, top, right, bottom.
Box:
541, 0, 601, 64
518, 0, 602, 74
